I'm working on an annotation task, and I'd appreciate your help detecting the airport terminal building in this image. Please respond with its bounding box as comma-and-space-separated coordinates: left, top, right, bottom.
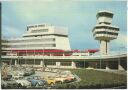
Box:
1, 11, 127, 70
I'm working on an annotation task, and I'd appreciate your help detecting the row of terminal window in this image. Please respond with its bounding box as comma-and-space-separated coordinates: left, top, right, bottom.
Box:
93, 26, 119, 31
97, 13, 113, 18
3, 44, 56, 48
93, 31, 118, 36
31, 29, 48, 33
5, 38, 55, 43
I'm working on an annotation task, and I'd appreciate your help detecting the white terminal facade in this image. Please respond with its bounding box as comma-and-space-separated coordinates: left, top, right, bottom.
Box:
4, 23, 71, 51
92, 11, 119, 55
3, 23, 97, 57
2, 23, 98, 68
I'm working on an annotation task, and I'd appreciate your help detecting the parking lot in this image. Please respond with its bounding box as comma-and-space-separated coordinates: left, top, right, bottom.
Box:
1, 64, 80, 89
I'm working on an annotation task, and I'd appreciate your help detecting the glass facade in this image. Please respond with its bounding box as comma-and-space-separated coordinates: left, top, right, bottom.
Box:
93, 31, 118, 36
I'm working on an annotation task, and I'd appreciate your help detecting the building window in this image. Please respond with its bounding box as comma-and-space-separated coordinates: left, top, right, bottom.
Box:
93, 31, 118, 36
8, 38, 55, 43
94, 26, 119, 31
52, 44, 56, 47
31, 29, 48, 33
9, 44, 56, 48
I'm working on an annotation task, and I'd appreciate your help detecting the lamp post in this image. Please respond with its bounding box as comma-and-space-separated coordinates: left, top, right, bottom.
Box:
100, 54, 102, 69
34, 49, 35, 66
18, 50, 19, 65
43, 47, 45, 68
25, 44, 27, 66
10, 44, 12, 68
25, 48, 26, 65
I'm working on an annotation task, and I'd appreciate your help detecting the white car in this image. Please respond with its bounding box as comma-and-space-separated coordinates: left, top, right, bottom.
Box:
15, 77, 31, 87
45, 68, 52, 72
60, 71, 72, 75
11, 71, 24, 79
12, 73, 23, 79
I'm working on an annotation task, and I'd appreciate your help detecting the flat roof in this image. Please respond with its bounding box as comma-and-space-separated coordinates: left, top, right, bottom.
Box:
96, 10, 114, 18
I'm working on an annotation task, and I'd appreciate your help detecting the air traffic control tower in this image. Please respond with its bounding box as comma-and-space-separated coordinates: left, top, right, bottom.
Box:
92, 11, 119, 55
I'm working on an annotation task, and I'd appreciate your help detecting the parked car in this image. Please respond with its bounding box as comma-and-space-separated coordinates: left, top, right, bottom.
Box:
15, 77, 31, 88
45, 68, 52, 72
64, 74, 76, 82
27, 76, 47, 87
45, 76, 56, 86
12, 73, 24, 80
57, 71, 76, 83
1, 80, 8, 88
52, 69, 59, 73
24, 68, 35, 76
45, 75, 66, 85
4, 79, 19, 89
54, 75, 66, 84
59, 71, 72, 75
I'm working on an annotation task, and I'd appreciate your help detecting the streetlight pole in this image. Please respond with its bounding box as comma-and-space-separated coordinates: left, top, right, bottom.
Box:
10, 44, 12, 68
100, 54, 101, 69
43, 47, 45, 68
34, 49, 35, 66
84, 60, 85, 68
18, 50, 19, 65
25, 44, 27, 66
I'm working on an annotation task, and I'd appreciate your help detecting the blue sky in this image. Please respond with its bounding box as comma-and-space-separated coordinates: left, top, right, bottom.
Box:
2, 0, 127, 51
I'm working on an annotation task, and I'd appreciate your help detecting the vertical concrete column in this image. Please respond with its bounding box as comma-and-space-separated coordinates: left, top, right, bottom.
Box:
118, 65, 125, 70
106, 62, 110, 70
100, 40, 109, 55
71, 61, 76, 68
40, 60, 44, 67
56, 62, 60, 68
118, 60, 125, 70
15, 60, 17, 65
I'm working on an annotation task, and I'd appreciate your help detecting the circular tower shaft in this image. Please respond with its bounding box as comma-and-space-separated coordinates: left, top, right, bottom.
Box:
93, 11, 119, 55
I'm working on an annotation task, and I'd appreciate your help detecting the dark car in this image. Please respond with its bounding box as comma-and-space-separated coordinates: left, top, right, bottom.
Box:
27, 76, 47, 87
